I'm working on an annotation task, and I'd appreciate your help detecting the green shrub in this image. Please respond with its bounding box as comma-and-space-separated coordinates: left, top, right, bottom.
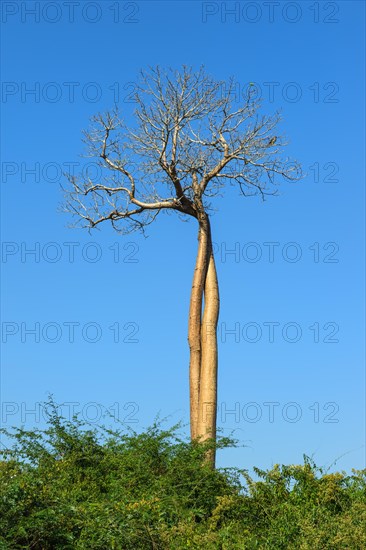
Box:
0, 400, 365, 549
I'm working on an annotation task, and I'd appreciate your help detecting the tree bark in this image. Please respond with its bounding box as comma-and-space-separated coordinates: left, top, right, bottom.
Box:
188, 213, 219, 467
198, 246, 219, 467
188, 219, 209, 440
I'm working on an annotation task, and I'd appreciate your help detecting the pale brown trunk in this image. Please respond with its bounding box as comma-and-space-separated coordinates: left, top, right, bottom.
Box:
198, 247, 219, 467
188, 213, 219, 467
188, 219, 209, 440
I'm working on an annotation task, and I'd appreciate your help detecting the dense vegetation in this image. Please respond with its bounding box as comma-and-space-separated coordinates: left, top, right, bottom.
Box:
1, 403, 365, 549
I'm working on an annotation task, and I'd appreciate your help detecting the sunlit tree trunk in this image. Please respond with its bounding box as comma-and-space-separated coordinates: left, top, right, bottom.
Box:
188, 214, 220, 467
188, 219, 209, 440
198, 245, 219, 468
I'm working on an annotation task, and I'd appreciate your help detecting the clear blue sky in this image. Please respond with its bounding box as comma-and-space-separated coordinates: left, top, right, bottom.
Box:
1, 0, 365, 475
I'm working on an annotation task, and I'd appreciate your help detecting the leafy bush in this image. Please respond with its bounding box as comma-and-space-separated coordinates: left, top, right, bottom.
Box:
0, 401, 365, 549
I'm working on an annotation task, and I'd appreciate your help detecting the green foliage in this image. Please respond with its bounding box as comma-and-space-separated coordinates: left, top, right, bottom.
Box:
1, 401, 365, 549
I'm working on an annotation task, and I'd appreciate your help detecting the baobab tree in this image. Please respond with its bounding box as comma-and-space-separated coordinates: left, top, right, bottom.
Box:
64, 66, 300, 468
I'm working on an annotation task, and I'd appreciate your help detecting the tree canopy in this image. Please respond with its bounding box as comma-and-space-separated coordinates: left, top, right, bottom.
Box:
64, 66, 301, 234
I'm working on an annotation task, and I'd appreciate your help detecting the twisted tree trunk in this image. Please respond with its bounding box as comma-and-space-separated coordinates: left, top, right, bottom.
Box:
188, 219, 209, 440
188, 214, 220, 467
198, 246, 219, 467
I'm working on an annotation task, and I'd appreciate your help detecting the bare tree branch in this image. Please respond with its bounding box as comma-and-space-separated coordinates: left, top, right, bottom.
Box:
63, 66, 302, 233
